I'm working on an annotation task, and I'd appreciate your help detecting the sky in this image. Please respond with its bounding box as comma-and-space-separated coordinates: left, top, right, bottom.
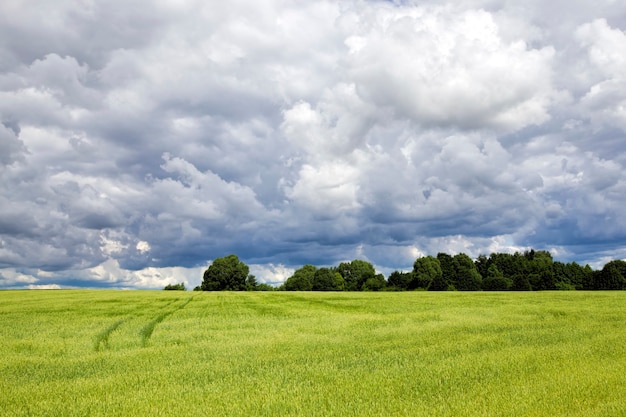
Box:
1, 0, 626, 289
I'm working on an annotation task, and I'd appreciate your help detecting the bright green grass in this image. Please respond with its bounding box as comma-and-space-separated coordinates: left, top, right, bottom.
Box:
0, 291, 624, 416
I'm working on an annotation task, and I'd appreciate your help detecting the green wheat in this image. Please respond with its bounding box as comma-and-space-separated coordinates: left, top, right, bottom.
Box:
0, 290, 624, 416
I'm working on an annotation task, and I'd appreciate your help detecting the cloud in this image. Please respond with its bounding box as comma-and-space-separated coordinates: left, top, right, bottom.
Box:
576, 19, 626, 130
1, 0, 626, 288
249, 263, 294, 286
28, 284, 62, 290
0, 122, 26, 165
345, 7, 558, 131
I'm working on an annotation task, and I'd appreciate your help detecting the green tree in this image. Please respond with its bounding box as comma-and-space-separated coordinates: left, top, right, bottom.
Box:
335, 260, 376, 291
435, 253, 455, 290
361, 274, 386, 291
482, 264, 512, 290
565, 262, 589, 290
387, 271, 412, 290
163, 282, 186, 291
201, 254, 250, 291
312, 267, 344, 291
246, 275, 258, 291
475, 254, 489, 278
453, 253, 482, 291
489, 252, 525, 280
582, 264, 595, 290
526, 250, 555, 290
255, 283, 275, 291
284, 264, 316, 291
411, 256, 442, 290
600, 260, 626, 288
593, 262, 626, 290
511, 274, 532, 291
553, 262, 569, 289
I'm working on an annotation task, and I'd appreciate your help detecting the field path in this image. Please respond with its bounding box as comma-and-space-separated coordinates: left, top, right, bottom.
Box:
91, 293, 195, 351
140, 295, 195, 347
93, 319, 126, 352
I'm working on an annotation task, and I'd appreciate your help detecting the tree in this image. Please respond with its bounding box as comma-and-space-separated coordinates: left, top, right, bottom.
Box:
284, 265, 316, 291
411, 256, 442, 290
526, 250, 555, 290
511, 274, 532, 291
201, 254, 250, 291
435, 253, 455, 290
163, 282, 186, 291
453, 253, 482, 291
256, 283, 275, 291
553, 261, 569, 289
566, 262, 589, 290
456, 267, 483, 291
362, 274, 386, 291
335, 260, 376, 291
599, 260, 626, 289
312, 267, 344, 291
488, 252, 524, 280
387, 271, 412, 290
475, 254, 489, 278
246, 275, 258, 291
482, 264, 512, 290
581, 264, 595, 290
537, 269, 557, 290
593, 262, 626, 290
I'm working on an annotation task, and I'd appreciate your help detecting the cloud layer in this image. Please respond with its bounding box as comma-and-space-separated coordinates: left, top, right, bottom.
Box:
1, 0, 625, 288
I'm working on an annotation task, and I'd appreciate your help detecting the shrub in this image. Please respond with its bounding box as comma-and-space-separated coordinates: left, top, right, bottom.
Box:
164, 282, 186, 291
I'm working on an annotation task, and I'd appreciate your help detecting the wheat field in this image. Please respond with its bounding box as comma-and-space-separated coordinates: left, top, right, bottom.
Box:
0, 290, 624, 416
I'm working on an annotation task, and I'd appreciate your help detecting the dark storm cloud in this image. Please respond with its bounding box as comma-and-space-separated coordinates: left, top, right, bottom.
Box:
1, 0, 625, 288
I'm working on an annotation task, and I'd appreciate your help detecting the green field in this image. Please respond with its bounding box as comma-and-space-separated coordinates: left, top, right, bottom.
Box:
0, 291, 624, 416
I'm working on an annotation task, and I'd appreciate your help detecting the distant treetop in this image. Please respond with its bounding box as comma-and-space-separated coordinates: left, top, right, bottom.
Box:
199, 251, 625, 292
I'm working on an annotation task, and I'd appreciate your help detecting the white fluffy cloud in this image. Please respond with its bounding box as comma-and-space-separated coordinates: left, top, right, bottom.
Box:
1, 0, 626, 288
576, 19, 626, 130
345, 7, 557, 130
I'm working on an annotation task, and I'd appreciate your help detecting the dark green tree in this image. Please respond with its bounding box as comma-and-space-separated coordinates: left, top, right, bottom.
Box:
526, 250, 555, 290
387, 271, 412, 290
312, 267, 344, 291
246, 275, 258, 291
436, 252, 455, 290
582, 264, 595, 290
553, 262, 571, 289
511, 273, 532, 291
475, 254, 489, 278
488, 253, 517, 279
201, 254, 250, 291
429, 273, 450, 291
411, 256, 442, 290
482, 264, 512, 290
255, 283, 275, 291
593, 262, 626, 290
361, 274, 386, 291
453, 253, 482, 291
601, 260, 626, 286
335, 260, 376, 291
566, 262, 589, 290
284, 264, 316, 291
163, 282, 186, 291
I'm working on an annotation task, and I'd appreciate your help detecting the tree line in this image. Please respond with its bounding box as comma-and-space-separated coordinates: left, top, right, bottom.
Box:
170, 251, 626, 291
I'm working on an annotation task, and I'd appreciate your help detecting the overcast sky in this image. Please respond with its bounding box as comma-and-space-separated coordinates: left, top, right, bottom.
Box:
1, 0, 625, 289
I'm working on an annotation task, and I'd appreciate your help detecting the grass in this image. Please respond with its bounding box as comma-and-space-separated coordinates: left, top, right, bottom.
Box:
0, 290, 624, 416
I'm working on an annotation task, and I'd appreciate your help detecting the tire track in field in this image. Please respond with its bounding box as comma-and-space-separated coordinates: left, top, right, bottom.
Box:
92, 300, 177, 352
94, 319, 126, 352
140, 296, 195, 347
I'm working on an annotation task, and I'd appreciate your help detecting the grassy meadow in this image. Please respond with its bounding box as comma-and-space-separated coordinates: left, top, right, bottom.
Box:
0, 290, 624, 416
